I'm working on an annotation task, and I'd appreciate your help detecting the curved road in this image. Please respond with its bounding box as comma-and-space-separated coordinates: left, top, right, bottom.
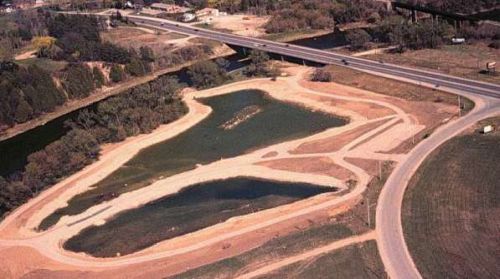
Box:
376, 95, 500, 279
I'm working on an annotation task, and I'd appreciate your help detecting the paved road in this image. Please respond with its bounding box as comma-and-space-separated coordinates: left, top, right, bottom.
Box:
125, 15, 500, 99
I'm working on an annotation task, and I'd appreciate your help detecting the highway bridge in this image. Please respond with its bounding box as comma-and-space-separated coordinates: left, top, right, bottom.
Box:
126, 15, 500, 100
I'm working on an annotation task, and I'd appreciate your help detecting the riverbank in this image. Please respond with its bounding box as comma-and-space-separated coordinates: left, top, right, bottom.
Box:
0, 48, 234, 143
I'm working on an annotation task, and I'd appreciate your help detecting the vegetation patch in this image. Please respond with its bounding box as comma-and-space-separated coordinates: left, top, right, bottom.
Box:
323, 65, 474, 111
403, 117, 500, 279
256, 241, 385, 279
173, 222, 354, 279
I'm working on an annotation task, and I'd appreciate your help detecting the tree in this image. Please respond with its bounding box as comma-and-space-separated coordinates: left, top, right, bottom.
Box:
187, 60, 228, 88
92, 66, 106, 88
62, 63, 95, 99
125, 57, 150, 77
15, 99, 34, 123
109, 64, 125, 82
140, 46, 155, 63
311, 68, 333, 82
246, 50, 270, 76
346, 29, 372, 50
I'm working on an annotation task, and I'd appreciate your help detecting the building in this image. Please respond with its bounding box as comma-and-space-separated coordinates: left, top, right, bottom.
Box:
150, 3, 191, 14
195, 7, 219, 18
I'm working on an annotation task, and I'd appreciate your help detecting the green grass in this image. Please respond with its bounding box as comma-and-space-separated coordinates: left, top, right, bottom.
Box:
403, 117, 500, 279
257, 241, 386, 279
173, 223, 354, 279
16, 58, 68, 73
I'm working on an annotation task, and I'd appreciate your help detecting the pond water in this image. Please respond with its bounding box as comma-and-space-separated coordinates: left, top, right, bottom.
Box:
64, 177, 335, 257
39, 90, 346, 230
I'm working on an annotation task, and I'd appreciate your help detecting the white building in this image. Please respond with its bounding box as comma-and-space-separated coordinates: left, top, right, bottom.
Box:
182, 13, 195, 22
195, 7, 219, 18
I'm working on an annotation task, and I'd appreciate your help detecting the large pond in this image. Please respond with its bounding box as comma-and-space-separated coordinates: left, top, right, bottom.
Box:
64, 177, 335, 257
39, 90, 346, 230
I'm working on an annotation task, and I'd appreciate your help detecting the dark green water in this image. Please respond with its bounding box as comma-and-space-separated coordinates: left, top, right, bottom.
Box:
64, 177, 335, 257
0, 110, 77, 177
40, 90, 346, 230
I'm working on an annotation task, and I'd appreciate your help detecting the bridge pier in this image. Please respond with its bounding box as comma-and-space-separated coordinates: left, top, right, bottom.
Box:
411, 9, 418, 23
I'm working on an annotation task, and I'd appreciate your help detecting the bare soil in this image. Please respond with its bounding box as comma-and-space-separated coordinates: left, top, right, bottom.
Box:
291, 119, 391, 154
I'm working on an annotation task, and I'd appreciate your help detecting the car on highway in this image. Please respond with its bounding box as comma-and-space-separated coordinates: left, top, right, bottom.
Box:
341, 59, 349, 65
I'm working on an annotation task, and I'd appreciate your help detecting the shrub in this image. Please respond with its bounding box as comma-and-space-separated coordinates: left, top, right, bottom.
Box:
109, 64, 125, 83
311, 68, 333, 82
489, 40, 500, 49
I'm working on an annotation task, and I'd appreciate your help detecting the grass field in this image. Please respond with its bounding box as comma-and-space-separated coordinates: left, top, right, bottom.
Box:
367, 43, 500, 85
257, 241, 386, 279
323, 65, 474, 111
402, 117, 500, 279
173, 223, 354, 279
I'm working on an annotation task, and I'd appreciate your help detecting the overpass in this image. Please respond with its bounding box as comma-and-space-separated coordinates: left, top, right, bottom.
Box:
125, 15, 500, 100
391, 1, 480, 23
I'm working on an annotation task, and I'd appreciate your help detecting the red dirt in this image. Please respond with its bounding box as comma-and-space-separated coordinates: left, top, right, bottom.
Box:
257, 157, 354, 181
291, 119, 390, 154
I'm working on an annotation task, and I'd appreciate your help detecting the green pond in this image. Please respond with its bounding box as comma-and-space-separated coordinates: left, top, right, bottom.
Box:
64, 177, 335, 257
40, 90, 346, 230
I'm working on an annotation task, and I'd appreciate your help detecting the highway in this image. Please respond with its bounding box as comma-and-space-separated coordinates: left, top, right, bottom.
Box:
126, 15, 500, 99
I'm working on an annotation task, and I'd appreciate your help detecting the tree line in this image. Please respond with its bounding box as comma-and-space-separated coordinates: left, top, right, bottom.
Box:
0, 75, 187, 218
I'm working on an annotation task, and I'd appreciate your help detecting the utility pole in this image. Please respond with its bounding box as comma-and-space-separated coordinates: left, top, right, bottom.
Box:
366, 197, 371, 227
378, 161, 382, 180
458, 95, 462, 117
